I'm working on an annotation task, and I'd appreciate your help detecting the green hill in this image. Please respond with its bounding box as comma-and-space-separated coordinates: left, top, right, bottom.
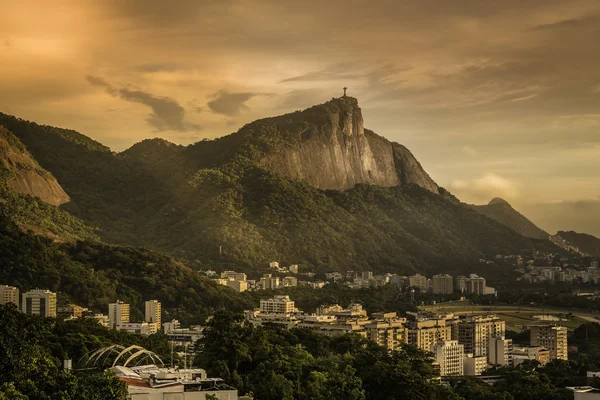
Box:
471, 198, 549, 240
0, 98, 560, 275
556, 230, 600, 257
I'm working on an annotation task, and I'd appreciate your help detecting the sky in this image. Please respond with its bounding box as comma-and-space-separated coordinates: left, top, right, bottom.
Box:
1, 0, 600, 236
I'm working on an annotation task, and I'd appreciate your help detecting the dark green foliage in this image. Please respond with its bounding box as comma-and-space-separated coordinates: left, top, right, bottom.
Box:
557, 230, 600, 257
0, 304, 128, 400
196, 311, 454, 400
0, 111, 560, 275
0, 216, 253, 325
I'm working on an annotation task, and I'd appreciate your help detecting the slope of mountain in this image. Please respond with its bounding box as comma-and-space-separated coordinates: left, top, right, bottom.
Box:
0, 125, 70, 207
0, 98, 560, 274
471, 198, 549, 240
555, 231, 600, 257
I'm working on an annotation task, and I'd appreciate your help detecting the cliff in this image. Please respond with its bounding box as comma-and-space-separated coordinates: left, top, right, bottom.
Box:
0, 126, 70, 207
239, 96, 439, 192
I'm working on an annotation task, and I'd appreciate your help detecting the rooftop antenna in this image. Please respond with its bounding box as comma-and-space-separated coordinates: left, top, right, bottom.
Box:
343, 87, 347, 97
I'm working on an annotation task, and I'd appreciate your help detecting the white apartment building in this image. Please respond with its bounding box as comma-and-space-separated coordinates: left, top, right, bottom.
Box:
455, 276, 470, 293
221, 271, 247, 282
409, 274, 428, 291
432, 274, 454, 294
468, 274, 486, 295
0, 285, 19, 307
432, 340, 464, 376
22, 289, 57, 317
260, 295, 296, 314
109, 300, 130, 329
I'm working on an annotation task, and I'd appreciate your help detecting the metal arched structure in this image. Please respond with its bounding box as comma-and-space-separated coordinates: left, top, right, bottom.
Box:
77, 344, 164, 370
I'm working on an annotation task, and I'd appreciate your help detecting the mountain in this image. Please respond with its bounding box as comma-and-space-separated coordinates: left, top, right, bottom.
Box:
0, 125, 70, 207
555, 231, 600, 257
0, 98, 560, 274
471, 198, 549, 240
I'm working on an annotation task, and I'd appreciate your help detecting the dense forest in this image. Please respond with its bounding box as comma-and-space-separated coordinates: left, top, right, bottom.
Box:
196, 311, 600, 400
0, 112, 561, 276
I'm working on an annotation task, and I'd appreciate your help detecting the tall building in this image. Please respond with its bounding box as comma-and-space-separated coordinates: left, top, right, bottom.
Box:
432, 340, 464, 376
488, 336, 513, 366
530, 325, 568, 361
260, 295, 296, 314
432, 274, 454, 294
458, 315, 505, 357
21, 289, 57, 318
365, 313, 407, 351
144, 300, 162, 325
407, 318, 454, 352
409, 274, 428, 291
468, 274, 486, 295
108, 301, 130, 330
464, 354, 488, 376
455, 276, 470, 293
0, 285, 19, 307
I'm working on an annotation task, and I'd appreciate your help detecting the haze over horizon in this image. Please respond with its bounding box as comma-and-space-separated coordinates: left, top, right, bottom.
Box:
2, 0, 599, 236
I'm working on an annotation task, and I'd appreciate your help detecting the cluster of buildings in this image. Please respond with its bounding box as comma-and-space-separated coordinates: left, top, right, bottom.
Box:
407, 273, 495, 296
96, 299, 163, 335
517, 261, 600, 284
1, 285, 58, 318
245, 295, 568, 377
208, 262, 327, 292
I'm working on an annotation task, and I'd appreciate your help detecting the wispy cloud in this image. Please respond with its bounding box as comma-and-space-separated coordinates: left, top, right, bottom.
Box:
86, 75, 200, 132
207, 90, 263, 116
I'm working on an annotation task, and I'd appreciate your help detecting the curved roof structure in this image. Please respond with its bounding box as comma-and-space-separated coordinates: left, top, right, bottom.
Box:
77, 344, 164, 370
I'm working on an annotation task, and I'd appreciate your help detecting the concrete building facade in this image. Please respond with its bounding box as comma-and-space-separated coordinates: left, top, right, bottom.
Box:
22, 289, 56, 317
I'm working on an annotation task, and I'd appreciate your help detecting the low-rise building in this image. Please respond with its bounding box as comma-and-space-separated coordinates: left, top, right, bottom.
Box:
227, 280, 248, 292
512, 345, 551, 366
22, 289, 57, 318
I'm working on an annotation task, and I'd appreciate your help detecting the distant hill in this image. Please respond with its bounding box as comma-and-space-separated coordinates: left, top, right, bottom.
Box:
556, 231, 600, 257
471, 198, 549, 240
0, 98, 560, 275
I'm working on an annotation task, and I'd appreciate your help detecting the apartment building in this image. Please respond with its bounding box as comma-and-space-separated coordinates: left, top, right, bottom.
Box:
0, 285, 19, 307
458, 314, 505, 357
22, 289, 57, 317
407, 318, 454, 352
529, 325, 568, 361
109, 300, 130, 330
432, 274, 454, 295
432, 340, 464, 376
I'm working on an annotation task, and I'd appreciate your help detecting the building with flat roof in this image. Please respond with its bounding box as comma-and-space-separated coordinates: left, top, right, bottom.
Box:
432, 340, 464, 376
529, 324, 568, 361
488, 336, 513, 366
512, 345, 551, 366
409, 274, 428, 291
432, 274, 454, 294
406, 317, 454, 352
464, 354, 487, 376
145, 300, 162, 326
22, 289, 56, 317
109, 301, 130, 330
0, 285, 19, 307
365, 313, 407, 351
458, 314, 505, 358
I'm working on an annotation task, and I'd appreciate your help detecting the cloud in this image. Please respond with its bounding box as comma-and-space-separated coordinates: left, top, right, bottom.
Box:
207, 90, 261, 116
450, 173, 519, 203
462, 146, 477, 156
86, 75, 199, 132
531, 16, 599, 31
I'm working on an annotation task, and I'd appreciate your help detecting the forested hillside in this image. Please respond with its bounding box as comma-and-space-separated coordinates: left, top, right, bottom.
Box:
0, 103, 561, 275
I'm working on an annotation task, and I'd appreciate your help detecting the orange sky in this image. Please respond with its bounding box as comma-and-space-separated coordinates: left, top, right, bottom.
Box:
2, 0, 600, 235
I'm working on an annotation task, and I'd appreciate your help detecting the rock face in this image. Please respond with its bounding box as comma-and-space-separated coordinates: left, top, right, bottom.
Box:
471, 197, 549, 239
257, 97, 440, 193
0, 126, 70, 206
